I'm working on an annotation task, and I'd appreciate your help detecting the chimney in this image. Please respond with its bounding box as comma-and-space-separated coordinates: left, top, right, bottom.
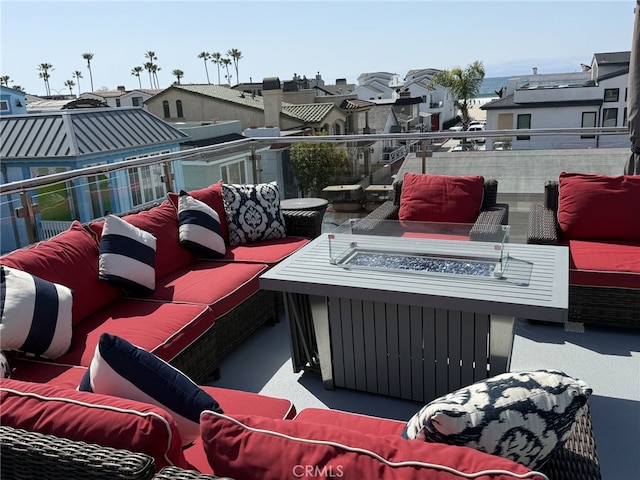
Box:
532, 67, 538, 75
262, 77, 282, 129
117, 85, 126, 92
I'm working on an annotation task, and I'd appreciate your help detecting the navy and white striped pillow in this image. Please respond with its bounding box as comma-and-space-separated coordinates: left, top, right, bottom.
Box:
78, 333, 223, 446
98, 215, 156, 295
177, 190, 226, 258
0, 265, 73, 359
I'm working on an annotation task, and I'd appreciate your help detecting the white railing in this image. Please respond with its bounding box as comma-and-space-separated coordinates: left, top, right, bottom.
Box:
39, 221, 74, 240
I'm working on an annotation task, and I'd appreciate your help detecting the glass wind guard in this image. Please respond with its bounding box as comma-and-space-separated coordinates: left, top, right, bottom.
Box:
328, 219, 511, 279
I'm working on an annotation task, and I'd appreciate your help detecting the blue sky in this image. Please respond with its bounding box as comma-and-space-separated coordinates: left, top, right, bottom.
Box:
1, 0, 635, 96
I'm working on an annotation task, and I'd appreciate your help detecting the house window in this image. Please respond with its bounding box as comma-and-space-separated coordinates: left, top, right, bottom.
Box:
602, 108, 618, 127
126, 151, 171, 207
604, 88, 619, 102
624, 107, 628, 127
162, 100, 170, 118
221, 160, 247, 184
516, 114, 531, 140
0, 100, 9, 112
132, 96, 143, 107
581, 112, 597, 139
115, 98, 121, 107
176, 100, 183, 117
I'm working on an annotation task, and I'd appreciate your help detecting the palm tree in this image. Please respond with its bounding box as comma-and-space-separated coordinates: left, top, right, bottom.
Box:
143, 61, 154, 88
37, 63, 54, 96
430, 60, 485, 131
131, 66, 143, 89
82, 53, 94, 91
72, 70, 83, 95
64, 79, 76, 95
144, 51, 160, 88
211, 52, 222, 84
198, 51, 211, 84
227, 48, 242, 84
172, 69, 184, 85
0, 75, 9, 86
221, 57, 232, 85
152, 65, 161, 89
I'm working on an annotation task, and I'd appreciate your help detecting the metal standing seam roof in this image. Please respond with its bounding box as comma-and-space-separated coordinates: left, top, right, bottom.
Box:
168, 84, 335, 124
0, 107, 188, 159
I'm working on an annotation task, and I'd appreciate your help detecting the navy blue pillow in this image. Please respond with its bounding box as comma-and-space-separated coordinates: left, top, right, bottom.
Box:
79, 333, 222, 446
177, 190, 226, 258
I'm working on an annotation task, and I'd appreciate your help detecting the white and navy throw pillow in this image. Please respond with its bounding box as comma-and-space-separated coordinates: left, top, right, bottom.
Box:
402, 369, 592, 469
0, 350, 11, 378
78, 333, 223, 446
222, 182, 287, 246
177, 190, 226, 258
98, 215, 156, 295
0, 265, 73, 359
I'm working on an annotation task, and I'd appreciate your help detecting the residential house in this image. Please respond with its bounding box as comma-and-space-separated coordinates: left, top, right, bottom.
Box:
0, 107, 187, 253
482, 51, 630, 150
81, 87, 161, 110
0, 86, 27, 115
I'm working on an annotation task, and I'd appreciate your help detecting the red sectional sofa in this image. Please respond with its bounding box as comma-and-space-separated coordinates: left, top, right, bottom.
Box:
528, 172, 640, 328
0, 182, 601, 480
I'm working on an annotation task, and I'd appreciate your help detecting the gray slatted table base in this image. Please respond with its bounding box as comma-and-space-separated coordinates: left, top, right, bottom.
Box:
264, 234, 567, 403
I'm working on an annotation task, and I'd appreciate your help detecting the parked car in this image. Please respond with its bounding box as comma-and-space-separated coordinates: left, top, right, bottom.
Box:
468, 124, 485, 143
448, 123, 464, 132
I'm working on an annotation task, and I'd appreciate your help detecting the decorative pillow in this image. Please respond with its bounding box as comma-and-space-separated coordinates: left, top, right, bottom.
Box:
398, 173, 485, 223
168, 181, 229, 243
0, 351, 10, 378
98, 214, 157, 295
402, 369, 592, 469
557, 172, 640, 241
200, 411, 545, 480
177, 190, 226, 258
0, 265, 73, 359
1, 379, 188, 470
78, 333, 223, 446
222, 182, 287, 246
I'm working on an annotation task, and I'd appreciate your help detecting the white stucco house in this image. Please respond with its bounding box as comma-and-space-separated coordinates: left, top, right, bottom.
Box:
80, 87, 161, 110
482, 51, 630, 150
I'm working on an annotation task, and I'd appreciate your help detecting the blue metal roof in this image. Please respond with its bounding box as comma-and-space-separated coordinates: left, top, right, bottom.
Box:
0, 107, 188, 160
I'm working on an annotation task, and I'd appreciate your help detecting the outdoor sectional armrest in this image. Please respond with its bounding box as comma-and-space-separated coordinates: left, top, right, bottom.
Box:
361, 200, 400, 222
469, 204, 510, 242
153, 466, 234, 479
527, 204, 559, 245
0, 425, 156, 480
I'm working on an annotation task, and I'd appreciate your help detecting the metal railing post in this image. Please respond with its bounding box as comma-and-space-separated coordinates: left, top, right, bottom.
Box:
15, 192, 40, 245
161, 162, 174, 193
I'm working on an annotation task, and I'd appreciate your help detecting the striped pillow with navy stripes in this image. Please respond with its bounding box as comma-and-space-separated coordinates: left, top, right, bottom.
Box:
177, 190, 226, 258
0, 265, 73, 359
98, 214, 156, 295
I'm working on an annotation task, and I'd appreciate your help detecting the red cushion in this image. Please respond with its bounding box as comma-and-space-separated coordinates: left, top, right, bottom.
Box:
183, 386, 297, 474
200, 411, 544, 480
224, 237, 309, 264
398, 173, 485, 223
557, 172, 640, 241
149, 261, 267, 318
563, 239, 640, 289
294, 408, 404, 436
53, 300, 214, 366
8, 358, 87, 389
0, 379, 188, 470
168, 182, 228, 243
0, 221, 121, 326
88, 201, 194, 280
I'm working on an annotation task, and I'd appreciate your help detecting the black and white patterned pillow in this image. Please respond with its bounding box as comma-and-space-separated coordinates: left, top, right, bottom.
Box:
0, 265, 73, 359
222, 182, 287, 246
98, 214, 157, 295
177, 190, 226, 258
402, 370, 592, 469
1, 350, 11, 378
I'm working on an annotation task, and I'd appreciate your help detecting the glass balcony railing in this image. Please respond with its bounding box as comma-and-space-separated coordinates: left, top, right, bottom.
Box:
0, 127, 629, 254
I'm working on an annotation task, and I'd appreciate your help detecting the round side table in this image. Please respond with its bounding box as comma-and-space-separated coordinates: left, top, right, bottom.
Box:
281, 198, 329, 237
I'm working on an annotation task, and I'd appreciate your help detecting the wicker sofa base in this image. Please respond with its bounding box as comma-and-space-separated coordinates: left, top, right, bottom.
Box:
169, 289, 277, 384
569, 285, 640, 329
